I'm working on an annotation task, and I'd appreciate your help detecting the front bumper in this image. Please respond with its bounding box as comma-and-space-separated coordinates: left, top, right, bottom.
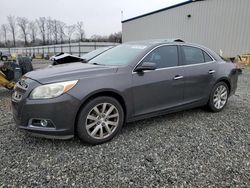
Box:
12, 79, 80, 138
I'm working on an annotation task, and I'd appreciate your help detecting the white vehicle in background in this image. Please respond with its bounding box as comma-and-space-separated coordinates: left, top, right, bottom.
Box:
50, 46, 114, 65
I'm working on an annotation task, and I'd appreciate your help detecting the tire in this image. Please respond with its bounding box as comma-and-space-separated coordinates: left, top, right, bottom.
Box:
208, 82, 229, 112
77, 96, 124, 145
1, 56, 8, 61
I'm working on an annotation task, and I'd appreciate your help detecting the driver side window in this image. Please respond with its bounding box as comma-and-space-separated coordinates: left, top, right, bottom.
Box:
142, 45, 178, 69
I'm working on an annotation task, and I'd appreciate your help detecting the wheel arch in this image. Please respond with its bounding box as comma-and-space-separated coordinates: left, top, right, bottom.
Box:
74, 89, 127, 133
215, 77, 231, 94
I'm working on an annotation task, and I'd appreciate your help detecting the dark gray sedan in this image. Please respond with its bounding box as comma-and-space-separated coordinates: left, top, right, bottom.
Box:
12, 39, 239, 144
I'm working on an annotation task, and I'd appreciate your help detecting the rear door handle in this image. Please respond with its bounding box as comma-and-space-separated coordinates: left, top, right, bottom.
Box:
208, 70, 215, 74
174, 75, 184, 80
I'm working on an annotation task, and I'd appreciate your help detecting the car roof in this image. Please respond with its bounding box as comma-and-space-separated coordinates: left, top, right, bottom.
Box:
125, 38, 185, 45
125, 38, 213, 47
124, 39, 209, 52
124, 39, 221, 61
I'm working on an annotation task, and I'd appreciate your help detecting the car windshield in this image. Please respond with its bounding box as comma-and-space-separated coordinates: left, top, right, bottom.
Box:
88, 44, 149, 66
81, 46, 113, 61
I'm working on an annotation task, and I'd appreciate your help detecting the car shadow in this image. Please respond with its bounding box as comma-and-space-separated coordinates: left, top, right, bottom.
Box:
121, 107, 208, 131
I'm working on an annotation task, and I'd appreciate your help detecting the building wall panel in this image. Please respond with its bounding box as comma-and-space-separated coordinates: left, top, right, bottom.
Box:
122, 0, 250, 57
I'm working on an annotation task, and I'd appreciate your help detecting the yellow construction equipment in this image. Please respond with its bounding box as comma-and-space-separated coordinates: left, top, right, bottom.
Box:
0, 70, 16, 90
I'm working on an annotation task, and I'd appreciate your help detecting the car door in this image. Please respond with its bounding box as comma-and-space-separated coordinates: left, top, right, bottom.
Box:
180, 45, 217, 104
132, 45, 185, 116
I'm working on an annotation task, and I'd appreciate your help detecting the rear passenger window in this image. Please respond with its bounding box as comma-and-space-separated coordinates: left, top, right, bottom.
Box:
203, 51, 213, 62
142, 45, 178, 68
182, 46, 204, 65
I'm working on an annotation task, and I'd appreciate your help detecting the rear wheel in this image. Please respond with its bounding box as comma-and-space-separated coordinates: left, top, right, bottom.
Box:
208, 82, 229, 112
77, 96, 124, 144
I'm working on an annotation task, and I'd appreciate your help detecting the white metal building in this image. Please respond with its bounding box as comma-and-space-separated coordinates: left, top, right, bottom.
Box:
122, 0, 250, 57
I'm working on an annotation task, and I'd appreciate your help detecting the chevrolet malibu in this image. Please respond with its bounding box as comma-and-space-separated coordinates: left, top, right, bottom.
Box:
12, 39, 239, 144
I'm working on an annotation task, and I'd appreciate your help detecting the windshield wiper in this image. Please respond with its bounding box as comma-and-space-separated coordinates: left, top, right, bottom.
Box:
80, 59, 87, 63
91, 62, 104, 65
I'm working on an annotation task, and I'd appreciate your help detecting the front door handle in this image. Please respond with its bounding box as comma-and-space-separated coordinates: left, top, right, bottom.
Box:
174, 75, 184, 80
208, 70, 215, 74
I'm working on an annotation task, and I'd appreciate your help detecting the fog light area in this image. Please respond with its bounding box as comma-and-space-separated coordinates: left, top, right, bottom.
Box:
28, 119, 55, 128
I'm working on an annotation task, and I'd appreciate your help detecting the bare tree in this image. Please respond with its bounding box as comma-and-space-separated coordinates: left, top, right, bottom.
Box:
108, 32, 122, 43
17, 17, 29, 46
66, 25, 75, 43
65, 25, 75, 54
90, 32, 122, 43
29, 21, 37, 44
46, 17, 53, 44
7, 15, 17, 47
58, 21, 66, 44
76, 21, 85, 42
1, 24, 8, 46
36, 17, 46, 45
91, 34, 105, 42
51, 19, 59, 44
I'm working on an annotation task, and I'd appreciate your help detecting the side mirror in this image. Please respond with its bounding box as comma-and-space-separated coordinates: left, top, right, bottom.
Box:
134, 62, 157, 72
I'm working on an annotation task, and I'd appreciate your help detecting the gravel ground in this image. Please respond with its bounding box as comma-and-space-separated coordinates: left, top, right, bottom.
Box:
0, 61, 249, 187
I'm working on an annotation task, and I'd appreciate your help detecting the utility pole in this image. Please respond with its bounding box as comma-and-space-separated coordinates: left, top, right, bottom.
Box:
121, 10, 124, 22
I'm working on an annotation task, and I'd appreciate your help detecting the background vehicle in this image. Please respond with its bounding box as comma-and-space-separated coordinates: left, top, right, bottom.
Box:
51, 53, 82, 65
0, 51, 11, 61
0, 57, 33, 90
51, 46, 113, 65
12, 39, 240, 144
49, 52, 68, 61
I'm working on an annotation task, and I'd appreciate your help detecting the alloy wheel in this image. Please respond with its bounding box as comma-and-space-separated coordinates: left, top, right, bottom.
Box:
85, 103, 119, 139
213, 85, 228, 109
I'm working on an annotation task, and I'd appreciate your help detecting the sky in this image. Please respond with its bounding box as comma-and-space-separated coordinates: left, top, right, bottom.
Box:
1, 0, 186, 38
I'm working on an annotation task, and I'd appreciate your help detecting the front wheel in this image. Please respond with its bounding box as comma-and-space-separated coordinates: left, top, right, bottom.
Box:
76, 96, 124, 145
208, 82, 229, 112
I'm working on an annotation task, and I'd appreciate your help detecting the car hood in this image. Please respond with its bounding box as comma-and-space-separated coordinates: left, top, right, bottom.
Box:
25, 62, 118, 84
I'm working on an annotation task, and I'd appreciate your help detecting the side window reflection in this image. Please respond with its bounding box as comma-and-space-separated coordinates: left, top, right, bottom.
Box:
142, 45, 178, 69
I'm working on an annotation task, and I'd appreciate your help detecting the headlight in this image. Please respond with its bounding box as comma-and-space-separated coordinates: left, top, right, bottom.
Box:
30, 80, 78, 99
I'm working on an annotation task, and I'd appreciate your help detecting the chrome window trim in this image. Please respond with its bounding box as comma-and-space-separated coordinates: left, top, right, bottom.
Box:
133, 61, 216, 74
132, 43, 216, 74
